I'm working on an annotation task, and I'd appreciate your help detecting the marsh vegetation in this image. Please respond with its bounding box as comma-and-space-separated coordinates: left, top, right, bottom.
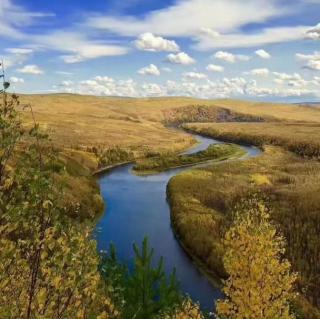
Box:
134, 143, 245, 174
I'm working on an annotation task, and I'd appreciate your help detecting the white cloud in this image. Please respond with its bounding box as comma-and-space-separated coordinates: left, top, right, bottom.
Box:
206, 64, 224, 72
57, 75, 319, 100
31, 31, 129, 63
55, 71, 73, 76
195, 25, 311, 50
87, 0, 287, 38
296, 52, 320, 70
141, 83, 164, 96
9, 76, 24, 84
1, 47, 34, 69
0, 2, 128, 64
5, 48, 34, 55
213, 51, 250, 63
306, 23, 320, 40
0, 0, 54, 39
17, 64, 44, 75
273, 72, 302, 81
255, 49, 271, 59
307, 60, 320, 71
74, 76, 138, 97
135, 33, 179, 52
245, 68, 270, 76
138, 64, 160, 76
274, 72, 315, 88
213, 51, 235, 63
60, 44, 128, 63
183, 72, 207, 80
166, 52, 195, 65
199, 27, 220, 38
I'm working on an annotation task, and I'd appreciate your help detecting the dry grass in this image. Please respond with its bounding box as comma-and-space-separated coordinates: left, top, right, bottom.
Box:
19, 94, 320, 154
185, 122, 320, 158
19, 94, 197, 154
168, 146, 320, 317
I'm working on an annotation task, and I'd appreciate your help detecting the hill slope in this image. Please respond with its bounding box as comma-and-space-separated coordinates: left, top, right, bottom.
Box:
19, 94, 320, 153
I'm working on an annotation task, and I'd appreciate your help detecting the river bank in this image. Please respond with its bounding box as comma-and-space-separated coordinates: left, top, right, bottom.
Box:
94, 132, 260, 310
133, 143, 245, 175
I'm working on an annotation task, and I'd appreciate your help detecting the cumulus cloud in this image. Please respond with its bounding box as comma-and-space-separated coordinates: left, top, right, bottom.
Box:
206, 64, 224, 72
86, 0, 313, 51
213, 51, 249, 63
307, 60, 320, 70
57, 74, 318, 100
71, 76, 138, 96
274, 72, 315, 88
306, 23, 320, 40
138, 64, 160, 76
135, 33, 179, 52
273, 72, 302, 81
183, 72, 207, 80
255, 49, 271, 59
296, 52, 320, 70
141, 83, 164, 96
213, 51, 235, 63
245, 68, 270, 76
166, 52, 195, 65
17, 64, 44, 75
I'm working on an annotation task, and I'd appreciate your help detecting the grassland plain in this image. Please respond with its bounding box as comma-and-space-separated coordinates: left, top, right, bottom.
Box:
19, 94, 320, 153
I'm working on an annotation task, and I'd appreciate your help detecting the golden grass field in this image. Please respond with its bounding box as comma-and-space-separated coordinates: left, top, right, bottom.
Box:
19, 94, 320, 154
184, 122, 320, 158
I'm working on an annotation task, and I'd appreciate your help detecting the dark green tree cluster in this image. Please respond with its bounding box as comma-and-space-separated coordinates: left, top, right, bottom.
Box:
100, 238, 184, 319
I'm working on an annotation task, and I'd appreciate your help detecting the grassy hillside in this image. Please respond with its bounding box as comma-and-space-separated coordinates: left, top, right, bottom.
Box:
19, 94, 196, 154
19, 94, 320, 155
184, 122, 320, 158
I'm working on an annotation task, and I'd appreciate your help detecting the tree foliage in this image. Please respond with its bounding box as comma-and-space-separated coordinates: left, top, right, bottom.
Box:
215, 200, 297, 319
182, 124, 320, 311
0, 87, 116, 317
100, 238, 184, 319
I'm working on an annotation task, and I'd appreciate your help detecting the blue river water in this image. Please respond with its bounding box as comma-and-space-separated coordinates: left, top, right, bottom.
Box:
94, 133, 261, 311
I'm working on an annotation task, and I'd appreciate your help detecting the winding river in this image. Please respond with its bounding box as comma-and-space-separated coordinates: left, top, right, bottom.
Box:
95, 132, 261, 310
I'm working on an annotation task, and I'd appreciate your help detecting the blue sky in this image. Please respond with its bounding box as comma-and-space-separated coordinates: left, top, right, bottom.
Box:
1, 0, 319, 101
